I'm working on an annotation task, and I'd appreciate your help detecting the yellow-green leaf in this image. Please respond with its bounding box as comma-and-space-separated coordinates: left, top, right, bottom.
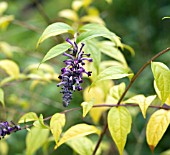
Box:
26, 127, 49, 155
0, 59, 19, 79
146, 109, 170, 152
55, 123, 100, 149
154, 81, 170, 105
108, 107, 132, 155
33, 114, 49, 129
105, 0, 112, 4
81, 100, 94, 118
0, 15, 14, 30
37, 22, 74, 47
0, 88, 5, 107
151, 62, 170, 103
124, 95, 156, 118
18, 112, 38, 123
0, 140, 8, 155
160, 149, 170, 155
66, 137, 94, 155
58, 9, 78, 22
84, 86, 107, 124
50, 113, 66, 145
109, 82, 126, 102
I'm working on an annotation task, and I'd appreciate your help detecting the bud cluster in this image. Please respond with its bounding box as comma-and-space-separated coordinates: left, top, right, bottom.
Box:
0, 121, 21, 139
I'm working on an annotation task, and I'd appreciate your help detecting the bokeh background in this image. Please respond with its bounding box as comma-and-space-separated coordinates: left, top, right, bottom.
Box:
0, 0, 170, 155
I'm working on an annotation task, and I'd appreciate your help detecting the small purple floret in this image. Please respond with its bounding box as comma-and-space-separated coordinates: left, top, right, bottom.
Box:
57, 38, 93, 107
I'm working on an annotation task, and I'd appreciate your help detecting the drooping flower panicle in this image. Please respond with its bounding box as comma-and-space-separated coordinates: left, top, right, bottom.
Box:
57, 38, 93, 107
0, 121, 21, 139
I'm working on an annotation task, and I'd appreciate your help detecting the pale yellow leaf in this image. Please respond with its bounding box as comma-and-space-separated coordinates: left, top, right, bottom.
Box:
154, 81, 170, 105
124, 95, 156, 118
82, 0, 93, 8
50, 113, 66, 145
58, 9, 78, 21
109, 82, 126, 102
18, 112, 38, 123
72, 0, 83, 11
81, 100, 94, 117
55, 123, 100, 149
146, 109, 170, 152
84, 86, 106, 123
0, 140, 8, 155
33, 114, 49, 129
0, 1, 8, 15
66, 137, 94, 155
0, 15, 14, 30
0, 88, 5, 107
151, 62, 170, 103
26, 127, 49, 155
0, 59, 19, 79
108, 107, 132, 155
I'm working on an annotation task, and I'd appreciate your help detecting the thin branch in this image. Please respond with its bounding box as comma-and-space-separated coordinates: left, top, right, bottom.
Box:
20, 102, 170, 130
13, 20, 41, 33
92, 47, 170, 155
92, 123, 108, 155
33, 0, 51, 24
117, 47, 170, 105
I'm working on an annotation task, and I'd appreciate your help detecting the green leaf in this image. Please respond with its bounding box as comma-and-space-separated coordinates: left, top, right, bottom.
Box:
78, 23, 122, 47
55, 123, 100, 149
33, 114, 49, 129
124, 95, 156, 118
81, 100, 94, 118
37, 22, 74, 47
84, 40, 101, 73
146, 109, 170, 152
0, 88, 5, 107
92, 66, 132, 85
0, 59, 20, 79
41, 42, 71, 63
0, 15, 14, 30
50, 113, 66, 145
26, 127, 49, 155
98, 41, 127, 66
18, 112, 38, 123
108, 107, 132, 155
66, 137, 94, 155
77, 30, 119, 45
151, 62, 170, 103
79, 23, 108, 32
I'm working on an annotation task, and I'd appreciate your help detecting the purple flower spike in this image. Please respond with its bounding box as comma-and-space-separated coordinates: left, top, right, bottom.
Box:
57, 38, 93, 107
0, 121, 21, 140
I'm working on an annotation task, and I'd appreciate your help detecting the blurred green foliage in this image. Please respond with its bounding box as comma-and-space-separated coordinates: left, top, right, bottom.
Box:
0, 0, 170, 155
